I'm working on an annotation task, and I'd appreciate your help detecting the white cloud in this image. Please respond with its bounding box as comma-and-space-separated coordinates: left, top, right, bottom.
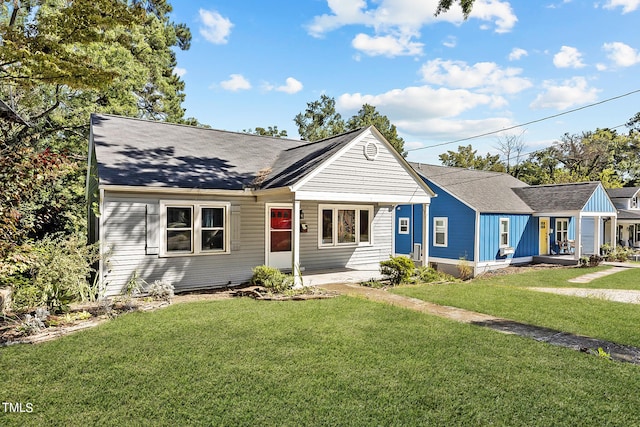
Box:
276, 77, 304, 94
220, 74, 251, 91
174, 67, 187, 77
602, 0, 640, 13
553, 46, 585, 68
603, 41, 640, 67
530, 77, 599, 110
442, 36, 457, 48
337, 85, 500, 120
351, 33, 424, 56
508, 48, 528, 61
199, 9, 233, 44
307, 0, 517, 57
419, 59, 532, 94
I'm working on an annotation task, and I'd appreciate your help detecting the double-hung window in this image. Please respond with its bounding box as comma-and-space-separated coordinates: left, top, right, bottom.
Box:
319, 205, 373, 247
556, 218, 568, 243
162, 202, 230, 256
398, 218, 410, 235
499, 218, 510, 248
433, 217, 448, 247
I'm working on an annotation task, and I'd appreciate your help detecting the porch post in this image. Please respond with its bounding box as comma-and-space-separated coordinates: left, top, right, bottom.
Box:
594, 215, 601, 255
292, 198, 302, 287
611, 215, 617, 249
421, 203, 429, 267
574, 213, 582, 260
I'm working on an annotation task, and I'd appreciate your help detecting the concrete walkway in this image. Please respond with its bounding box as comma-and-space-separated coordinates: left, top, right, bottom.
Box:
320, 282, 640, 365
567, 266, 627, 283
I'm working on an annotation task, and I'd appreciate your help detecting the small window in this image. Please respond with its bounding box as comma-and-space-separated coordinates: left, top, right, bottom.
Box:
499, 218, 510, 248
319, 205, 373, 247
398, 217, 410, 235
434, 217, 448, 247
359, 210, 370, 243
632, 196, 639, 209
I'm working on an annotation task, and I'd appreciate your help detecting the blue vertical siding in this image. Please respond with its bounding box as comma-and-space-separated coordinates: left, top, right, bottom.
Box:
395, 205, 412, 255
426, 181, 476, 261
479, 214, 537, 261
584, 185, 616, 212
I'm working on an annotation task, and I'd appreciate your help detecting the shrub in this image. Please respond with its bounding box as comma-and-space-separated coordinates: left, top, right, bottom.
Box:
251, 265, 293, 293
457, 257, 473, 280
604, 246, 634, 262
145, 280, 174, 301
5, 234, 99, 313
380, 256, 415, 285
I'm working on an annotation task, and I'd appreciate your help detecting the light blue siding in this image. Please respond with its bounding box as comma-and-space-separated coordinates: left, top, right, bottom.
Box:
584, 185, 616, 212
478, 214, 537, 261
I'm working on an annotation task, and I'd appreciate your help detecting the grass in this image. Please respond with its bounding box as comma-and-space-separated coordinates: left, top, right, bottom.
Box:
1, 297, 640, 425
392, 266, 640, 347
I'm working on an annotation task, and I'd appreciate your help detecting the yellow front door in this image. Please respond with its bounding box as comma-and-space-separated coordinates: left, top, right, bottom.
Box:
539, 218, 549, 255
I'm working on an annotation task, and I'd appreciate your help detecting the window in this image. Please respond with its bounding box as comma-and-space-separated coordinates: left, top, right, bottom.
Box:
398, 217, 410, 235
499, 218, 510, 248
433, 217, 448, 247
319, 205, 373, 247
556, 218, 568, 243
161, 202, 230, 256
632, 196, 639, 209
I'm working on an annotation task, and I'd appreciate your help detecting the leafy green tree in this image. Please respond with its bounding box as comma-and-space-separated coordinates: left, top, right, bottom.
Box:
346, 104, 406, 157
294, 95, 345, 142
435, 0, 475, 17
439, 144, 505, 172
244, 126, 288, 138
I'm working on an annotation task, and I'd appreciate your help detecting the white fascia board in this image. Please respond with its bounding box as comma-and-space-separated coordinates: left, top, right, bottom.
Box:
294, 190, 431, 204
100, 184, 292, 199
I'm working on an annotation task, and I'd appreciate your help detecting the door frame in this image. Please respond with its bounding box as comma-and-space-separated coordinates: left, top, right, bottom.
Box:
539, 217, 550, 255
265, 203, 293, 270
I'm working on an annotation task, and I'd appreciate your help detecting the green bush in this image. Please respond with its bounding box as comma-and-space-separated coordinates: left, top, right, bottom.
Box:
4, 234, 99, 313
380, 256, 415, 285
605, 246, 634, 262
251, 265, 294, 293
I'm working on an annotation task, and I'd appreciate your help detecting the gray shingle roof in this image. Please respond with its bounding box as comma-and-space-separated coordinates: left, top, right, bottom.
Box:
410, 163, 533, 213
607, 187, 639, 199
617, 209, 640, 220
261, 128, 367, 189
91, 114, 368, 191
513, 182, 601, 212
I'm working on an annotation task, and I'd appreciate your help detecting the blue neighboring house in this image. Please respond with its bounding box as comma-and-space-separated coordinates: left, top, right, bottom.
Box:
395, 163, 618, 277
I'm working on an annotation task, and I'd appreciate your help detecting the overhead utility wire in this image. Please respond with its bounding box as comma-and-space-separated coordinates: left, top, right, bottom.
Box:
407, 88, 640, 152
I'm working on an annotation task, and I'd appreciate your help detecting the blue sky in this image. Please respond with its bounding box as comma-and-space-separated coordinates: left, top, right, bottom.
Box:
171, 0, 640, 164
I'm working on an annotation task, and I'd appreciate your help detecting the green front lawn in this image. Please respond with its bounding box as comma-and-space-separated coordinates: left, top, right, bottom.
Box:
1, 297, 640, 426
392, 267, 640, 347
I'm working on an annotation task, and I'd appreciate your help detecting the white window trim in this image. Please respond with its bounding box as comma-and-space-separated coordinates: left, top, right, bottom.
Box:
398, 217, 410, 235
318, 204, 374, 248
433, 217, 448, 247
555, 218, 569, 243
499, 218, 510, 248
160, 201, 231, 257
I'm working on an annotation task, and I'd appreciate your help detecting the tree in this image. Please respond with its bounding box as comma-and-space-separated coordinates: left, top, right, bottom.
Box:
435, 0, 475, 17
346, 104, 406, 157
439, 144, 505, 172
294, 95, 345, 142
1, 0, 193, 151
244, 126, 288, 138
495, 132, 526, 176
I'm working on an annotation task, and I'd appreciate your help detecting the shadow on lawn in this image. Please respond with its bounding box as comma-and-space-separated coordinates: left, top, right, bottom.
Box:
473, 319, 640, 365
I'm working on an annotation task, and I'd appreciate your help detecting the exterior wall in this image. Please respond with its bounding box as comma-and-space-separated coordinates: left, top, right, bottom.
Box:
394, 204, 423, 256
299, 202, 394, 271
100, 192, 275, 297
299, 133, 427, 199
478, 214, 537, 261
425, 181, 476, 262
584, 185, 617, 213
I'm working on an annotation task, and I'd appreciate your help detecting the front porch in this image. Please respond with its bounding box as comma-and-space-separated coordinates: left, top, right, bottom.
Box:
533, 255, 580, 266
300, 264, 383, 287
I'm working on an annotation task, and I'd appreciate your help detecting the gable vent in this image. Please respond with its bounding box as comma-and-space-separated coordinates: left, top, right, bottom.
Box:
363, 141, 379, 161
